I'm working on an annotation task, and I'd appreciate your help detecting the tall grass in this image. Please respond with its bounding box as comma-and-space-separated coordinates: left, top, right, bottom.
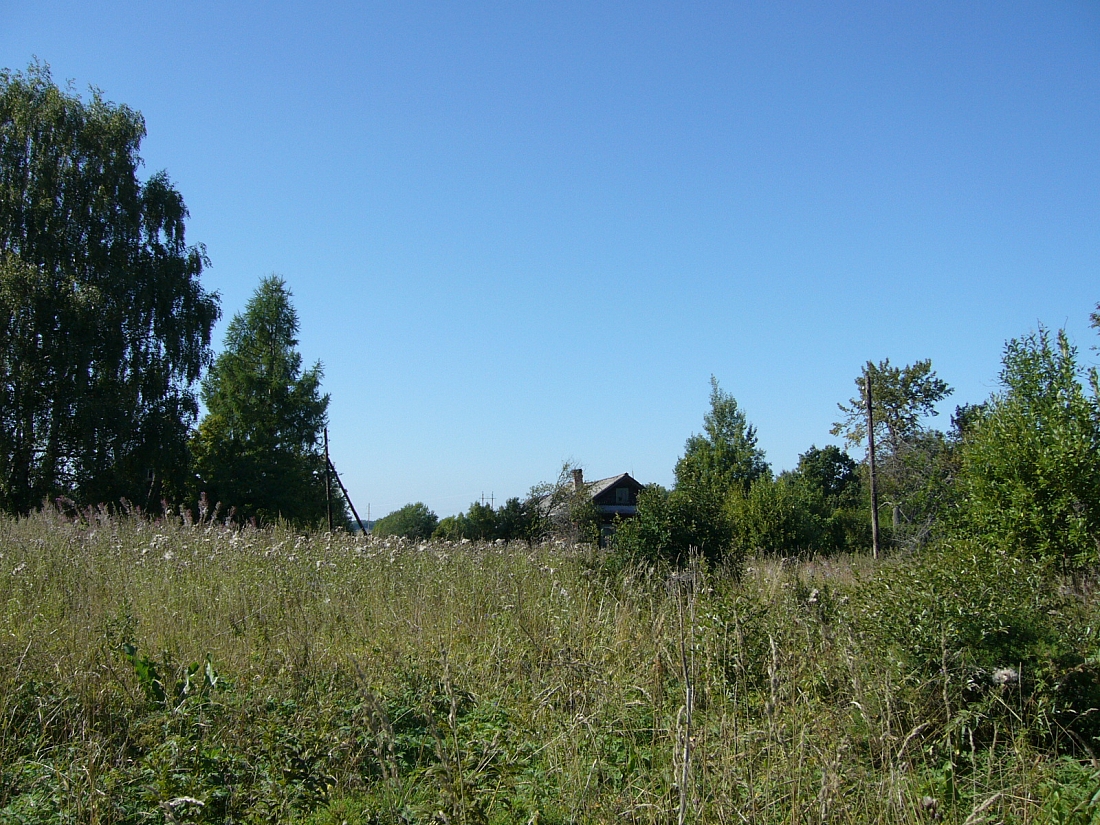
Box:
0, 510, 1096, 823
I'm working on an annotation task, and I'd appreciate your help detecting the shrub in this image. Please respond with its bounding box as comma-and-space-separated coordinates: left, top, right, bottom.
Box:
726, 475, 826, 557
957, 328, 1100, 571
849, 538, 1100, 754
613, 483, 738, 570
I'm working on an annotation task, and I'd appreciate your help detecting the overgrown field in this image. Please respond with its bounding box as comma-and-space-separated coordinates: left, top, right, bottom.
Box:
1, 511, 1099, 824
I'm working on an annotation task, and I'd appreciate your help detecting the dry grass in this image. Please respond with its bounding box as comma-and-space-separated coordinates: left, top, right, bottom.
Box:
0, 510, 1095, 823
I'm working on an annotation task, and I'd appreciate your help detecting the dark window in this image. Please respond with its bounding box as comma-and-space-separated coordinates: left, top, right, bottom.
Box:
615, 487, 630, 504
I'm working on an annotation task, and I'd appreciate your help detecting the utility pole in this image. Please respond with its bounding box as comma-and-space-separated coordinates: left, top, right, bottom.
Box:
326, 454, 366, 534
320, 427, 366, 534
324, 427, 334, 532
865, 364, 881, 560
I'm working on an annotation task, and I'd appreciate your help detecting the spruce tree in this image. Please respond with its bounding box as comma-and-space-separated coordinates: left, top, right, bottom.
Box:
192, 276, 330, 525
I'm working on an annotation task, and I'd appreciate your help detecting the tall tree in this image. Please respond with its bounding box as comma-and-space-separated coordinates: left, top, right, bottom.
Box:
833, 359, 952, 456
0, 63, 219, 513
832, 359, 953, 547
191, 276, 329, 525
614, 379, 762, 566
674, 376, 768, 496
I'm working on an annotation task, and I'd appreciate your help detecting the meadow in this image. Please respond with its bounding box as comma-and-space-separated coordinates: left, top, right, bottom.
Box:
1, 509, 1098, 824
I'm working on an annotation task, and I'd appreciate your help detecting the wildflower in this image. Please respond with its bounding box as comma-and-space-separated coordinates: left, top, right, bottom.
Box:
992, 667, 1019, 686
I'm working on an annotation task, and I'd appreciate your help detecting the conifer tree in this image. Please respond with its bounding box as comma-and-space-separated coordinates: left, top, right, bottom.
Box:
191, 277, 330, 525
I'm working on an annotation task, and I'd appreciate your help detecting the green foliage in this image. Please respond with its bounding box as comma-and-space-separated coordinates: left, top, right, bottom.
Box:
778, 445, 870, 555
957, 327, 1100, 570
492, 496, 539, 543
432, 513, 469, 541
727, 475, 827, 557
373, 501, 439, 540
674, 376, 768, 497
850, 538, 1100, 755
121, 642, 219, 710
856, 540, 1057, 679
833, 359, 955, 549
1038, 758, 1100, 825
430, 497, 541, 543
0, 62, 220, 514
613, 483, 736, 568
833, 358, 953, 454
721, 467, 867, 560
191, 276, 331, 526
892, 430, 959, 541
464, 500, 500, 541
616, 378, 762, 569
790, 444, 861, 508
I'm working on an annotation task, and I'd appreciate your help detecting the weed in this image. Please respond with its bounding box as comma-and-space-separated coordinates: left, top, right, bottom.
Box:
0, 511, 1097, 822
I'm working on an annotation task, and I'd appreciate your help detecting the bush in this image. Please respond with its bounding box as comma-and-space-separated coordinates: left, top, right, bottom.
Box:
849, 539, 1100, 754
612, 483, 738, 570
957, 328, 1100, 571
726, 475, 826, 557
432, 513, 468, 541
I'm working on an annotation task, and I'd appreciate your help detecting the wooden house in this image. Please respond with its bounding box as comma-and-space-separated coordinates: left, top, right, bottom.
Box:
570, 469, 645, 545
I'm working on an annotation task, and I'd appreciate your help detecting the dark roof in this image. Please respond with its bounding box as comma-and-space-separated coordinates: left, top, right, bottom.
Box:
585, 473, 643, 499
537, 472, 644, 515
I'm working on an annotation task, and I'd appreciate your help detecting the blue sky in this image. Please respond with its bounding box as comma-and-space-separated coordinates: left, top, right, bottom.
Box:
3, 1, 1098, 518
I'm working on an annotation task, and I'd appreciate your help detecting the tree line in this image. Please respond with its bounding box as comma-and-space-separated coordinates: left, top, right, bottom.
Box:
613, 324, 1100, 575
371, 466, 601, 543
376, 318, 1100, 580
0, 63, 336, 525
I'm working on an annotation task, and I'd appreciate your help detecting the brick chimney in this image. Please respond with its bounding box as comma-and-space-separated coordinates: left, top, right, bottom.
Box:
572, 468, 584, 492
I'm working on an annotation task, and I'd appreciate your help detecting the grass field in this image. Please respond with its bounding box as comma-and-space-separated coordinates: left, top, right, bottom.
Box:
1, 509, 1098, 823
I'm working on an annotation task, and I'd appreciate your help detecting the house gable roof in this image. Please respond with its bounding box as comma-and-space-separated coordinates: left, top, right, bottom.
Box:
586, 472, 643, 499
537, 471, 645, 514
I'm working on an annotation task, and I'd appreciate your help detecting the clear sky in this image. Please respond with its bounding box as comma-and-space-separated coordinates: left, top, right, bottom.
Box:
3, 1, 1099, 519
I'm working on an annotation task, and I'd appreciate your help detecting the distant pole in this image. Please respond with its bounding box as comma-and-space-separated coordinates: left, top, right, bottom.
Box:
324, 427, 334, 532
865, 365, 881, 560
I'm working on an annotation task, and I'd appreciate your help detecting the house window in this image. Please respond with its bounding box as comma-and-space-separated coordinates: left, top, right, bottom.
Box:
615, 487, 630, 505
